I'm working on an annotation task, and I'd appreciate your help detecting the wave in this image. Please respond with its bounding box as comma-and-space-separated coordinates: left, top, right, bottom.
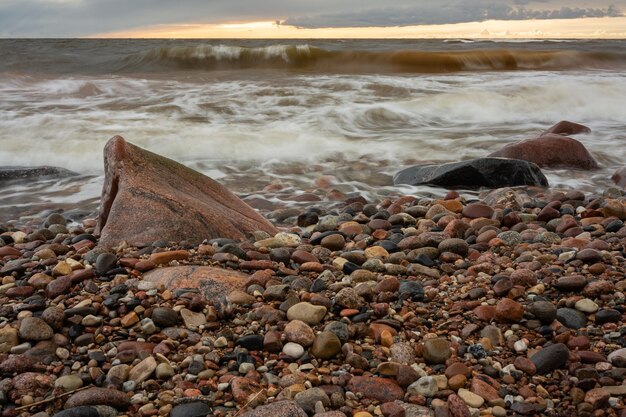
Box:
116, 44, 626, 73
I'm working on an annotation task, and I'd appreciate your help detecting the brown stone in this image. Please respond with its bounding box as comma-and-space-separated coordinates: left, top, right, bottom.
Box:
448, 393, 471, 417
494, 298, 524, 323
64, 387, 130, 409
95, 136, 277, 247
347, 376, 404, 402
149, 250, 189, 265
612, 167, 626, 189
462, 203, 494, 219
143, 266, 247, 301
470, 377, 500, 402
543, 120, 591, 136
488, 133, 598, 170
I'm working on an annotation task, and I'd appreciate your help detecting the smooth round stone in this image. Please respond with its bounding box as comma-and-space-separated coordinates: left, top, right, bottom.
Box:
95, 252, 117, 275
320, 234, 346, 251
554, 275, 587, 291
608, 348, 626, 367
283, 342, 305, 359
498, 231, 522, 246
19, 317, 53, 341
458, 388, 484, 408
408, 376, 438, 397
294, 388, 331, 414
576, 248, 602, 263
155, 362, 175, 379
527, 301, 557, 324
310, 331, 342, 359
438, 238, 469, 256
595, 309, 621, 324
462, 203, 494, 219
556, 308, 587, 329
54, 374, 84, 391
574, 298, 599, 313
530, 343, 569, 374
324, 321, 350, 343
44, 213, 66, 227
287, 302, 327, 325
423, 338, 451, 364
170, 402, 212, 417
284, 320, 315, 347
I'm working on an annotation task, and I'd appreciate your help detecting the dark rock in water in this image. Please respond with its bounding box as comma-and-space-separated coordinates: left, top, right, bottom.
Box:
0, 166, 78, 183
170, 402, 213, 417
543, 120, 591, 136
53, 405, 118, 417
488, 134, 598, 170
393, 158, 548, 189
531, 343, 569, 374
612, 167, 626, 189
556, 308, 587, 329
95, 136, 277, 247
143, 266, 247, 301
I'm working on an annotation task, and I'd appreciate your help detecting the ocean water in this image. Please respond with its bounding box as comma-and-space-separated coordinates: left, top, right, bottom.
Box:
1, 39, 625, 222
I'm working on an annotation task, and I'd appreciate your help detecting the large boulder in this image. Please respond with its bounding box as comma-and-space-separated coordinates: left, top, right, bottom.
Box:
612, 168, 626, 189
543, 120, 591, 136
393, 158, 548, 189
488, 134, 598, 170
95, 136, 277, 247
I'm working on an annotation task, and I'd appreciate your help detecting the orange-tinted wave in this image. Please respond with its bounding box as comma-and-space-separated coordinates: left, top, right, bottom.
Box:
118, 44, 626, 73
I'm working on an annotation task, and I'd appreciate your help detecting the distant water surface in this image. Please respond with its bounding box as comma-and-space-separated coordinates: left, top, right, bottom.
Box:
1, 39, 625, 222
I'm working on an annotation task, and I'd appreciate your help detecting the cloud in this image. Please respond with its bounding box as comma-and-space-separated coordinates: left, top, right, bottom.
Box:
284, 2, 623, 28
0, 0, 623, 37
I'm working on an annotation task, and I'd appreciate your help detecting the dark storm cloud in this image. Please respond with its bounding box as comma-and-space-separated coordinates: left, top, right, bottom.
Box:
0, 0, 622, 37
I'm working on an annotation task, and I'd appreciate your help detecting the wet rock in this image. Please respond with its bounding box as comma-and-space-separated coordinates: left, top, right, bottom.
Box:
393, 158, 548, 189
95, 136, 277, 247
170, 402, 212, 417
488, 133, 598, 170
543, 120, 591, 136
347, 376, 404, 402
530, 343, 569, 374
19, 317, 53, 341
63, 387, 130, 409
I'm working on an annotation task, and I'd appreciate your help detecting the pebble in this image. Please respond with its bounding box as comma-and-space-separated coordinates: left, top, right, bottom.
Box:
19, 316, 53, 341
423, 338, 451, 364
287, 302, 327, 325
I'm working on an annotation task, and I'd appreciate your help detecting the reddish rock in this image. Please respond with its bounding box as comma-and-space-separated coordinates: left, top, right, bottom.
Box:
514, 356, 536, 375
380, 402, 406, 417
143, 266, 247, 301
473, 305, 496, 321
462, 203, 494, 219
63, 387, 130, 409
95, 136, 277, 247
347, 376, 404, 402
445, 362, 472, 378
488, 134, 598, 170
543, 120, 591, 136
494, 298, 524, 323
470, 377, 500, 402
612, 167, 626, 189
585, 388, 610, 408
149, 250, 189, 265
231, 377, 264, 404
0, 246, 21, 258
46, 275, 72, 298
448, 393, 471, 417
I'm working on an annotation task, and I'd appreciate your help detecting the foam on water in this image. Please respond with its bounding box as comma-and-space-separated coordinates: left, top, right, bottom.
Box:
1, 62, 625, 220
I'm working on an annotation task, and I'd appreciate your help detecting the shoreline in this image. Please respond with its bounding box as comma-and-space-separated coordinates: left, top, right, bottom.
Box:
0, 181, 625, 417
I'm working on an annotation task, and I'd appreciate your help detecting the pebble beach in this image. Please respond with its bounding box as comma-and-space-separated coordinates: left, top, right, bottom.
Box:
1, 177, 626, 417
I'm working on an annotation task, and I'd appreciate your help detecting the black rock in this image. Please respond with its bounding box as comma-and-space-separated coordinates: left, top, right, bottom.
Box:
151, 307, 179, 328
413, 254, 435, 267
53, 406, 118, 417
72, 233, 98, 244
393, 157, 548, 189
596, 309, 621, 324
170, 402, 212, 417
310, 231, 346, 246
235, 334, 264, 351
556, 308, 587, 329
342, 261, 360, 275
527, 301, 557, 324
399, 280, 424, 301
218, 243, 248, 259
605, 220, 624, 233
310, 278, 327, 293
95, 252, 118, 275
530, 343, 569, 374
0, 166, 78, 184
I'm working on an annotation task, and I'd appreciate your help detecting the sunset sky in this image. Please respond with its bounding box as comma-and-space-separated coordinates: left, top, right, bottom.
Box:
0, 0, 624, 38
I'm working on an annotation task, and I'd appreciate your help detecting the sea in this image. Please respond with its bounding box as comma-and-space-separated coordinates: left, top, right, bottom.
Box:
1, 39, 625, 223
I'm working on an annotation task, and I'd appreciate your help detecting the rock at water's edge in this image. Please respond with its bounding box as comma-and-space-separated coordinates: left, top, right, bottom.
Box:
393, 158, 548, 189
488, 134, 598, 170
612, 168, 626, 189
0, 166, 78, 183
543, 120, 591, 136
95, 136, 277, 247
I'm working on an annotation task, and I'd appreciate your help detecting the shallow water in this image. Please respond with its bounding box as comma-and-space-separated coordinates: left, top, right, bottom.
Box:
1, 39, 625, 222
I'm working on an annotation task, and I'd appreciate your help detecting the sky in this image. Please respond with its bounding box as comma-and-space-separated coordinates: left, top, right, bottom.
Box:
0, 0, 624, 38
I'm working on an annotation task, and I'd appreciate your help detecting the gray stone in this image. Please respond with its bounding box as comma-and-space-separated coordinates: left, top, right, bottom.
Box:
530, 343, 569, 374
